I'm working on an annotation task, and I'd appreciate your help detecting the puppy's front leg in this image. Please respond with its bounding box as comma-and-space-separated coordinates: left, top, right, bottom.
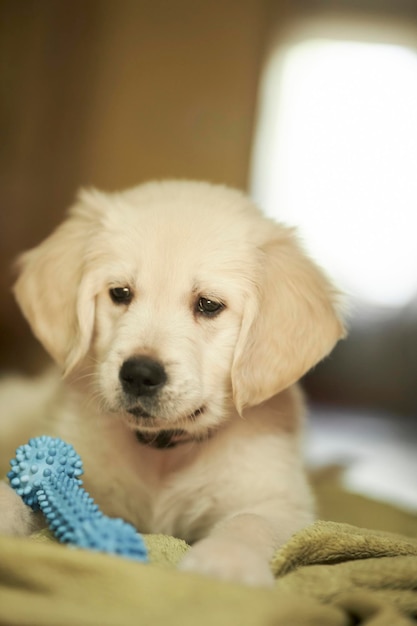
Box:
0, 481, 38, 536
179, 513, 278, 587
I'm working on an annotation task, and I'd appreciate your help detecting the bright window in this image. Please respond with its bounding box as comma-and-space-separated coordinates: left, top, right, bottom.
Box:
251, 18, 417, 307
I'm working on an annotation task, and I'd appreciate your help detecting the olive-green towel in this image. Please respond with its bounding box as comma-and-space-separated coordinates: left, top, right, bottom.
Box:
0, 520, 416, 626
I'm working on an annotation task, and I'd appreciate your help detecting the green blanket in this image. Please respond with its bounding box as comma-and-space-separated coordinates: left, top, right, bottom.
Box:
0, 520, 416, 626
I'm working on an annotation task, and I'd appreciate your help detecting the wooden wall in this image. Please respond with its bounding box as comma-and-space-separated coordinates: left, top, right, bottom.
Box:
0, 0, 282, 370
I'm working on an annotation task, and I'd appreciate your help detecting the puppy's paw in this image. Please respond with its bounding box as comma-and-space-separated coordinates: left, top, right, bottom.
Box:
0, 481, 35, 536
178, 537, 275, 587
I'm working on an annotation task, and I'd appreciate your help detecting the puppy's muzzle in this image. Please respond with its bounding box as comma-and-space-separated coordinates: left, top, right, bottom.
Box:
119, 356, 167, 399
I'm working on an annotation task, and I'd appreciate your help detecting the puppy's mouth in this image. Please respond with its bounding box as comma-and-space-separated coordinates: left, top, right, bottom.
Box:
127, 405, 206, 422
129, 406, 208, 449
135, 429, 195, 449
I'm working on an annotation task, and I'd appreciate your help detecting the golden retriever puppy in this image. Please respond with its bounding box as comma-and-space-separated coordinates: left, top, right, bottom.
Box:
0, 181, 345, 586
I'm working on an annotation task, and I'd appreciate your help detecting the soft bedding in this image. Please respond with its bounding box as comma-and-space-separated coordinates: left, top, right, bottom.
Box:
0, 516, 416, 626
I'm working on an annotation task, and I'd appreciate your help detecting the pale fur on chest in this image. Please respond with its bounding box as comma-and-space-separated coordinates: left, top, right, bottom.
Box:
0, 374, 313, 545
50, 386, 312, 544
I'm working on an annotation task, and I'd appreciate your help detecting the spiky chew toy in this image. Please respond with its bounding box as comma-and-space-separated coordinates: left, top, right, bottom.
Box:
8, 436, 148, 562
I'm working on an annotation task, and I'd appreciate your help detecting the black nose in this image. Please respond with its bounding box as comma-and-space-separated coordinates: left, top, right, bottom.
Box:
119, 356, 167, 398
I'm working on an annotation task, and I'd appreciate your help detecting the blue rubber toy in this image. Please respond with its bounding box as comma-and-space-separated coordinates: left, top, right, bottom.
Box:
8, 436, 148, 563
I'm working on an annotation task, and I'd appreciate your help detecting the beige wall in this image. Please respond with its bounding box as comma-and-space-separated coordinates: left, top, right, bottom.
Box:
0, 0, 285, 370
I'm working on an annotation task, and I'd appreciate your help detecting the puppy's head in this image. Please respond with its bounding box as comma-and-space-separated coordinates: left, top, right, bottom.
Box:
14, 181, 345, 437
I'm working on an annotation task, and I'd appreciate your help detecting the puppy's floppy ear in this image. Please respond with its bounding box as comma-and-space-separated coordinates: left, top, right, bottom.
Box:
13, 190, 105, 374
232, 225, 346, 412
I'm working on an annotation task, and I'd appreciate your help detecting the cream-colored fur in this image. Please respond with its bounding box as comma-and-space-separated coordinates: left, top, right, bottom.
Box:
0, 181, 345, 586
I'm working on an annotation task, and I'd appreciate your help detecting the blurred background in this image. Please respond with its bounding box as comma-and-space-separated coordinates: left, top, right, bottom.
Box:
0, 0, 416, 526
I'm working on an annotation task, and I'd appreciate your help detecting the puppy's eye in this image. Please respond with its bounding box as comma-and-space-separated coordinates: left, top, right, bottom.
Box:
196, 297, 225, 317
109, 287, 133, 305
